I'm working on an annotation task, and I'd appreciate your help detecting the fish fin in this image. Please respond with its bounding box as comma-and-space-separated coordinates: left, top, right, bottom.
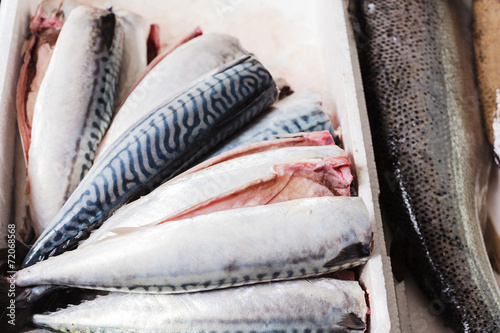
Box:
484, 217, 500, 274
389, 230, 408, 282
323, 242, 370, 268
336, 312, 366, 330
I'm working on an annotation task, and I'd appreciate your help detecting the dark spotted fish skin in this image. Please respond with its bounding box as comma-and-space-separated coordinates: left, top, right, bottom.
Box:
22, 56, 278, 268
473, 0, 500, 164
32, 279, 367, 333
355, 0, 500, 330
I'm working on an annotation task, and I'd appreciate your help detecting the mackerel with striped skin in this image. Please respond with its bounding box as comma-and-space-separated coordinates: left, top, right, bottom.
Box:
16, 197, 371, 292
211, 89, 334, 157
32, 278, 368, 332
28, 6, 124, 236
81, 140, 345, 246
22, 56, 278, 267
96, 33, 248, 159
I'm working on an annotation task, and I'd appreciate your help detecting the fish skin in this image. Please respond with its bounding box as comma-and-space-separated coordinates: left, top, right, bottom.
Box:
113, 9, 149, 107
473, 0, 500, 164
82, 143, 347, 247
22, 56, 278, 268
15, 197, 371, 293
28, 6, 124, 236
157, 156, 352, 223
184, 130, 335, 175
32, 278, 367, 333
96, 33, 247, 159
356, 0, 500, 330
210, 89, 334, 157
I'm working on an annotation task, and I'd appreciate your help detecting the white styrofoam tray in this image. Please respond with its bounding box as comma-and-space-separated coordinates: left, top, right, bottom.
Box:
0, 0, 399, 331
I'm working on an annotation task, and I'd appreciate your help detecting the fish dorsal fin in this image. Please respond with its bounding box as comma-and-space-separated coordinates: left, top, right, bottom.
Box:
323, 242, 370, 268
337, 312, 365, 330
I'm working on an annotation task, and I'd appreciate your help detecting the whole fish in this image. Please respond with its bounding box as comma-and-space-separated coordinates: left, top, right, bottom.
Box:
473, 0, 500, 273
82, 142, 350, 246
96, 33, 247, 158
210, 89, 334, 157
32, 278, 368, 332
355, 0, 500, 330
27, 6, 124, 236
16, 197, 371, 293
22, 55, 278, 267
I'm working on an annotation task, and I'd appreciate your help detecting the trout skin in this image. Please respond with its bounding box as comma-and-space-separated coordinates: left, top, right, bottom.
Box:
356, 0, 500, 330
32, 279, 367, 333
22, 56, 277, 268
473, 0, 500, 165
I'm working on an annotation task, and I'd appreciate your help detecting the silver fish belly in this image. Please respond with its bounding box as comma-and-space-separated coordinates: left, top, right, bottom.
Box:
15, 197, 371, 292
28, 6, 124, 236
211, 89, 334, 156
96, 33, 247, 158
32, 278, 368, 333
82, 143, 347, 246
22, 56, 278, 267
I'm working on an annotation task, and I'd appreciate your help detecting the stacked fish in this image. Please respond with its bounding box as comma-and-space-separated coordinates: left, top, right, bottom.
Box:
8, 1, 372, 332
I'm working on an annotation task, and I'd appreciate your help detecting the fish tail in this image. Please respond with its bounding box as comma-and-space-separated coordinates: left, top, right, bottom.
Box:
485, 217, 500, 274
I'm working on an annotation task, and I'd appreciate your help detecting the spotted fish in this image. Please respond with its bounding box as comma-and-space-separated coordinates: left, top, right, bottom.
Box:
27, 6, 124, 236
32, 278, 368, 332
355, 0, 500, 330
81, 142, 350, 246
16, 197, 371, 293
22, 55, 278, 267
210, 89, 334, 157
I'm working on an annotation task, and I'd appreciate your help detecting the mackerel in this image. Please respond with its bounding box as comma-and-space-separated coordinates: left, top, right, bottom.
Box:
32, 278, 368, 332
96, 33, 247, 159
16, 197, 371, 293
82, 143, 350, 246
211, 89, 334, 157
28, 6, 124, 236
355, 0, 500, 329
22, 55, 278, 267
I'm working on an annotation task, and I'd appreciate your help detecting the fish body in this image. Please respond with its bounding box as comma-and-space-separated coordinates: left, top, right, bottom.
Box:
211, 89, 334, 156
32, 278, 367, 333
82, 142, 350, 246
473, 0, 500, 164
16, 197, 371, 293
22, 56, 278, 267
96, 33, 247, 158
356, 0, 500, 330
28, 6, 124, 236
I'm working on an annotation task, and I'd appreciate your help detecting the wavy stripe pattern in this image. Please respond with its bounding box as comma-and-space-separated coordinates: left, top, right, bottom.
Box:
23, 57, 277, 267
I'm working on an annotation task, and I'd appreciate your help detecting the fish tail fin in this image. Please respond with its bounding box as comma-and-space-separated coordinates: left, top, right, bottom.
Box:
484, 217, 500, 274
